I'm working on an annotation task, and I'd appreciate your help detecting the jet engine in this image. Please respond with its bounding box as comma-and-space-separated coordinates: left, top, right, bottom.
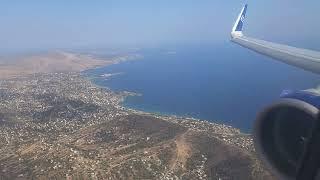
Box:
254, 90, 320, 179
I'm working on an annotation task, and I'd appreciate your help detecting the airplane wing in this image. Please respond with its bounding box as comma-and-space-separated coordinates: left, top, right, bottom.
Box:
231, 4, 320, 74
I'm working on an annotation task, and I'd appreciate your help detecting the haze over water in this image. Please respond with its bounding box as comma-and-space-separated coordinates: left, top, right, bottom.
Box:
85, 43, 320, 133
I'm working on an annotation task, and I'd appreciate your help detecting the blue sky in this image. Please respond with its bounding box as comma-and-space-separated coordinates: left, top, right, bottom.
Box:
0, 1, 318, 51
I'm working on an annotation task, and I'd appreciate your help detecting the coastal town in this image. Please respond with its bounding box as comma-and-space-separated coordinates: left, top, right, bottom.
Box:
0, 71, 272, 179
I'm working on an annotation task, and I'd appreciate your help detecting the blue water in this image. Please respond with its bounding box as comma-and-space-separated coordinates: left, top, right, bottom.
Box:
85, 43, 320, 133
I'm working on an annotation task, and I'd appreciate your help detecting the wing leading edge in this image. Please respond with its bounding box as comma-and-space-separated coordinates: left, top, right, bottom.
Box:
231, 4, 320, 74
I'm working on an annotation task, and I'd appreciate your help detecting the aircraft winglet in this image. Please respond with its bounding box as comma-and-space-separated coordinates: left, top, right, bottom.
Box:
230, 4, 320, 75
231, 4, 248, 38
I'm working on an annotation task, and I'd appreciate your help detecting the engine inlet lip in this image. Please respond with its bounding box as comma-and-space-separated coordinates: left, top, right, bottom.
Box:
253, 98, 319, 180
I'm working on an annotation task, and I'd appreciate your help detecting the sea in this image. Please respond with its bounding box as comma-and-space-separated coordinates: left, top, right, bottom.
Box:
84, 43, 320, 133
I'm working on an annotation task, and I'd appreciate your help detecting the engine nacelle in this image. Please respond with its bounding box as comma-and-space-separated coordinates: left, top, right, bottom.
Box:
254, 90, 320, 179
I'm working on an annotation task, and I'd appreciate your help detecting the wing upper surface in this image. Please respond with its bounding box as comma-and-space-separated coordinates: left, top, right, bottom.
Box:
231, 4, 320, 74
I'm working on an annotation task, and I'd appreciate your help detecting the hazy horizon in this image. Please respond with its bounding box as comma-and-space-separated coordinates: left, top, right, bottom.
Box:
0, 1, 319, 52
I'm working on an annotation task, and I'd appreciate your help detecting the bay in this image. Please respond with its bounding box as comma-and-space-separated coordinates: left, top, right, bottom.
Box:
85, 43, 320, 133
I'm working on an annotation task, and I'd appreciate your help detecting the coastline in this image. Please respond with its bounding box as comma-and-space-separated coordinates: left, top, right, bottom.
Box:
81, 71, 255, 152
0, 49, 251, 137
120, 93, 254, 151
82, 56, 251, 135
0, 49, 254, 148
0, 50, 274, 179
81, 56, 254, 148
0, 66, 272, 179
